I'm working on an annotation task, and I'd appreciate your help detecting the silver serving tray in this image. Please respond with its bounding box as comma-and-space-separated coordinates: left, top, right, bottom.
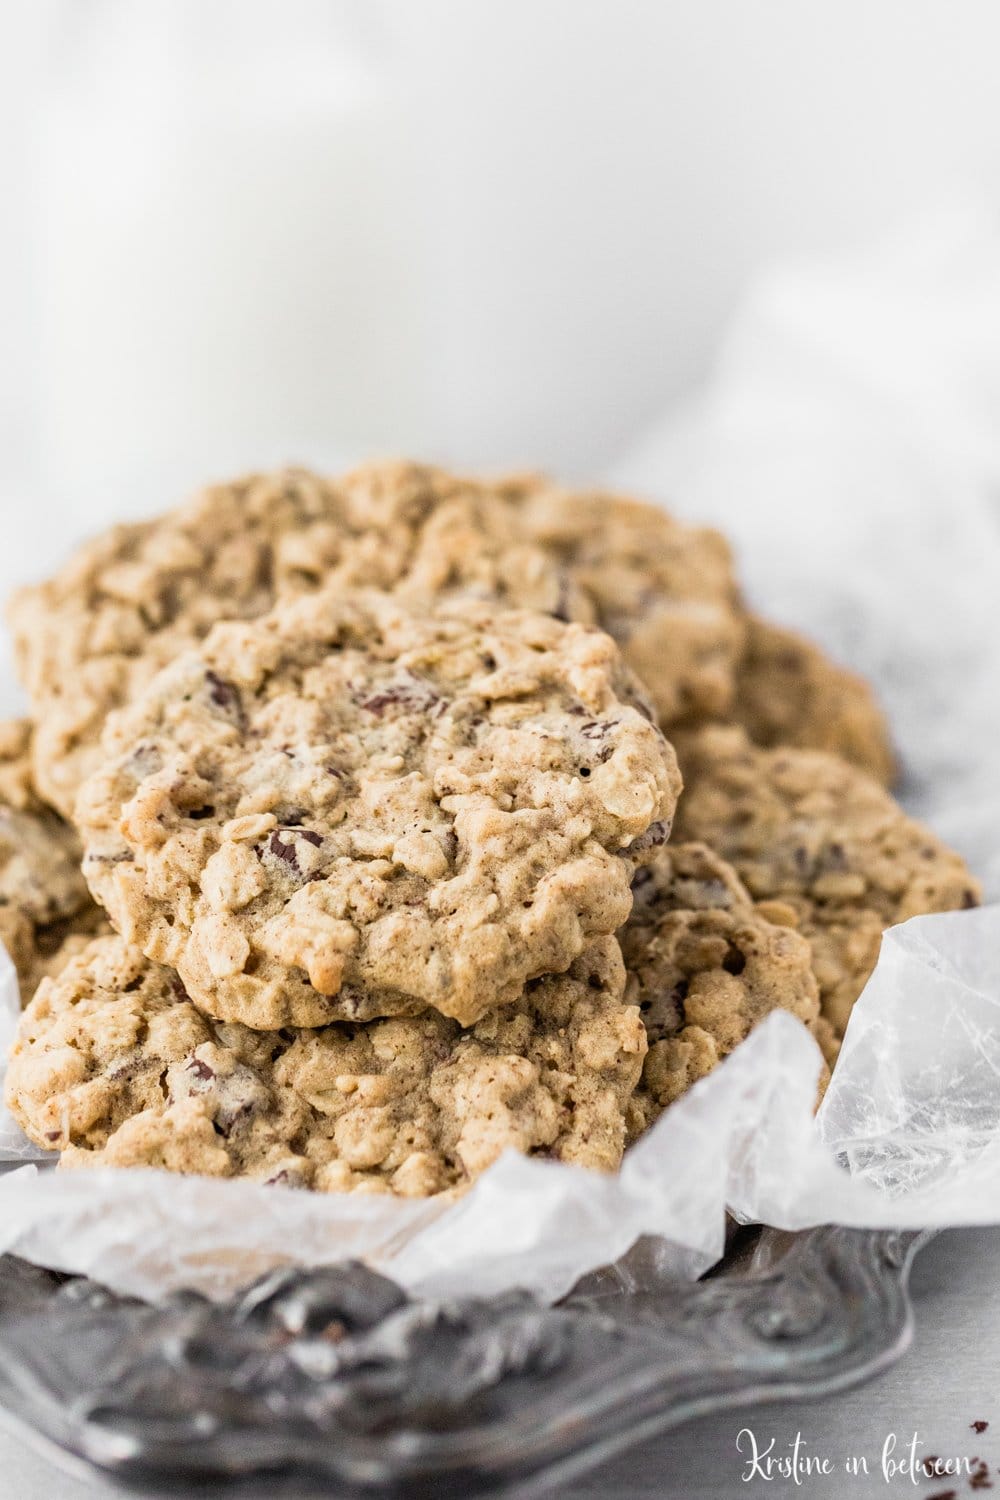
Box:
0, 1224, 926, 1496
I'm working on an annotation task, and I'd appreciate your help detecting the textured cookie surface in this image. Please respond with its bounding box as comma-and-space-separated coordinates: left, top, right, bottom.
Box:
79, 589, 679, 1029
0, 719, 42, 813
4, 933, 646, 1195
3, 902, 112, 1009
621, 841, 823, 1138
8, 464, 581, 818
729, 616, 896, 786
0, 720, 104, 1004
10, 462, 734, 819
674, 727, 980, 1039
510, 480, 746, 727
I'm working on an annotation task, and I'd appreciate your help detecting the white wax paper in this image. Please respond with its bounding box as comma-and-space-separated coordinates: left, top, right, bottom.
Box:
2, 908, 999, 1303
2, 205, 1000, 1302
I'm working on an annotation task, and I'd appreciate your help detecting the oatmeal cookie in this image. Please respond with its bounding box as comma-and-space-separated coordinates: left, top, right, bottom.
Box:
0, 719, 42, 813
9, 906, 112, 1008
729, 615, 896, 786
78, 589, 679, 1029
0, 720, 105, 1004
5, 933, 646, 1195
508, 479, 746, 726
621, 841, 824, 1138
673, 726, 980, 1040
8, 463, 583, 819
10, 463, 743, 817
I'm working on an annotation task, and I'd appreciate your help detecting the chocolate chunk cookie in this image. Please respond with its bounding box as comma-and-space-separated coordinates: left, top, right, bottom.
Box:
508, 479, 746, 726
11, 461, 731, 820
674, 726, 980, 1041
0, 720, 106, 1004
78, 589, 679, 1029
621, 841, 825, 1139
13, 907, 112, 1006
5, 933, 646, 1195
729, 615, 896, 786
0, 719, 42, 814
9, 464, 589, 819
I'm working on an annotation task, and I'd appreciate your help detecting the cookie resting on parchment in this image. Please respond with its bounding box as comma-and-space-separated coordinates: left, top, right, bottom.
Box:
9, 461, 742, 819
0, 719, 108, 1006
673, 726, 980, 1042
727, 615, 896, 787
77, 588, 680, 1030
621, 841, 826, 1140
507, 477, 746, 728
4, 932, 646, 1196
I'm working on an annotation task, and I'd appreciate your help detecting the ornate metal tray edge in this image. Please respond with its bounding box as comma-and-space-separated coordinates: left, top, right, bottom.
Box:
0, 1224, 928, 1498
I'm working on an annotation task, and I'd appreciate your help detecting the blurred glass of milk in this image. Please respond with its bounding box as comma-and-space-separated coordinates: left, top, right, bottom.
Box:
38, 0, 425, 528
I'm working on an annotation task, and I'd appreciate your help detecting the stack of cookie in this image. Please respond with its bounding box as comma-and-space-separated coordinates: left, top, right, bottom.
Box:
1, 463, 981, 1196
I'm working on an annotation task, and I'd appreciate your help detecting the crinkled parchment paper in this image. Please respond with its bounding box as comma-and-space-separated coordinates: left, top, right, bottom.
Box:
612, 200, 1000, 896
2, 906, 1000, 1303
2, 205, 1000, 1303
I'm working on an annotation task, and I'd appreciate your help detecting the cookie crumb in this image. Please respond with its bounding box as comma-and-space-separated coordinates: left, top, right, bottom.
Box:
969, 1456, 992, 1490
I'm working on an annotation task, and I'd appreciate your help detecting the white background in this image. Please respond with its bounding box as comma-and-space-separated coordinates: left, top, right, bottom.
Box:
3, 0, 1000, 526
